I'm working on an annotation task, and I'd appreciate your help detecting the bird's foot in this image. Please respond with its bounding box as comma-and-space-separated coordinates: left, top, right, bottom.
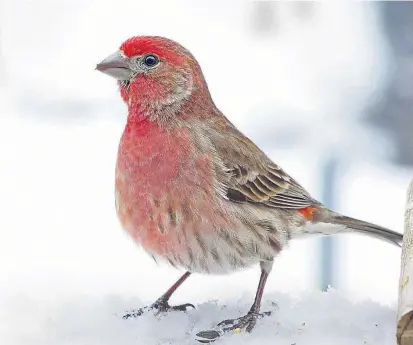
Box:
195, 310, 271, 343
122, 297, 195, 319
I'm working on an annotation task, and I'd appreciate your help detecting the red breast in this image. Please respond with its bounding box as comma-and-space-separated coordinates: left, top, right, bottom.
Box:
115, 119, 225, 256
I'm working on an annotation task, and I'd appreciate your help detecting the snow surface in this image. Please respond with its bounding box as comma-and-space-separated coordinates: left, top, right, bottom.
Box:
0, 289, 397, 345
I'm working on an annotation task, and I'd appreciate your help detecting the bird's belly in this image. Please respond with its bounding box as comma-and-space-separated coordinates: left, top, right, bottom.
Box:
116, 174, 273, 274
115, 173, 286, 274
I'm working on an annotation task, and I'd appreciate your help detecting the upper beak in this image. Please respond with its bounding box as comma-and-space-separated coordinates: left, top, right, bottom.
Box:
95, 51, 132, 80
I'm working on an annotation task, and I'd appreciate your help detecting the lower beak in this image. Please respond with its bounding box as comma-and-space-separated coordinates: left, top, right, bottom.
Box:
96, 51, 132, 80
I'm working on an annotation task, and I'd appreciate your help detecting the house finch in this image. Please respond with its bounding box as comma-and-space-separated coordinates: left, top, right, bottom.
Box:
96, 36, 403, 342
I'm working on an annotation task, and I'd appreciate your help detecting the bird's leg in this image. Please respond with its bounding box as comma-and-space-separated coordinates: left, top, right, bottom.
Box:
151, 271, 194, 312
123, 271, 194, 319
195, 261, 273, 342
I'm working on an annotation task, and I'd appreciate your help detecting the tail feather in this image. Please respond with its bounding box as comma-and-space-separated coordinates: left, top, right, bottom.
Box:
330, 213, 403, 247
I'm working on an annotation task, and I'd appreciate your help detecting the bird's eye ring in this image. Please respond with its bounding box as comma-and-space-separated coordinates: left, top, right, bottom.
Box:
143, 54, 159, 68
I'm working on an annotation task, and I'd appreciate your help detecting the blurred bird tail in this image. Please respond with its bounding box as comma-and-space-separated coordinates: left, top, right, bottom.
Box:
326, 212, 403, 247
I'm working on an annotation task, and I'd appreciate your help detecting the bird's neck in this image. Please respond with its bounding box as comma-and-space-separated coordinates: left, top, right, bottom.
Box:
118, 110, 193, 186
125, 104, 153, 126
121, 105, 182, 157
123, 115, 155, 136
125, 82, 216, 126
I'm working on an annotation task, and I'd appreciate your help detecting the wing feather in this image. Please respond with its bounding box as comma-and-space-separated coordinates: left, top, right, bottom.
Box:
198, 115, 320, 210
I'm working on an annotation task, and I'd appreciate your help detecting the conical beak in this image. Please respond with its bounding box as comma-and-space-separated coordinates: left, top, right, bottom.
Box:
96, 51, 132, 80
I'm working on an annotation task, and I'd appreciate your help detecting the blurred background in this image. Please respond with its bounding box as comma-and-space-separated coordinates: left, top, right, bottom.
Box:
1, 0, 412, 310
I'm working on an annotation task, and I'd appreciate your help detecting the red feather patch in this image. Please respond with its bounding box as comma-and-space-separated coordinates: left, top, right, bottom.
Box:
298, 206, 317, 220
120, 36, 185, 65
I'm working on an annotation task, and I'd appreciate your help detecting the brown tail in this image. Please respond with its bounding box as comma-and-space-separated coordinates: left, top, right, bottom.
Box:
329, 213, 403, 247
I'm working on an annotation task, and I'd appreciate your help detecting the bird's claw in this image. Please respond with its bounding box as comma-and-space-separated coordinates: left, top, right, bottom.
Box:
122, 299, 195, 319
195, 310, 271, 343
167, 303, 196, 312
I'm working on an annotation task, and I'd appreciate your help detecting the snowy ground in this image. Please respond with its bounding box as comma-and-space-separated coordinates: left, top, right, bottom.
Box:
0, 289, 397, 345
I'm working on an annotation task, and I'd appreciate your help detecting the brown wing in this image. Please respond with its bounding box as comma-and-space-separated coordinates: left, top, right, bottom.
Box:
204, 114, 319, 209
226, 163, 317, 208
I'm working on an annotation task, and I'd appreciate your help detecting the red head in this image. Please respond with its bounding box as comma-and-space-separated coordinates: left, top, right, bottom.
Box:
96, 36, 211, 121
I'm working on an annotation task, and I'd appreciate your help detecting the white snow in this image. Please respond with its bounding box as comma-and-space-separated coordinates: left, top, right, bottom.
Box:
407, 202, 413, 212
0, 289, 396, 345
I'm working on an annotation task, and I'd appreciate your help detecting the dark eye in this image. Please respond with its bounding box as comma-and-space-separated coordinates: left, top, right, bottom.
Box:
143, 54, 159, 67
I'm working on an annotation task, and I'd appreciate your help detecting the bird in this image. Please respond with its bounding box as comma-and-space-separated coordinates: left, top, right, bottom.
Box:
96, 36, 403, 342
